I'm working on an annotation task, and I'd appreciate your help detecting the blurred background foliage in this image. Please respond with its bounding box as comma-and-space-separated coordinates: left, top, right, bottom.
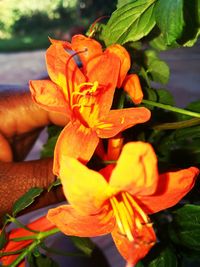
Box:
0, 0, 116, 51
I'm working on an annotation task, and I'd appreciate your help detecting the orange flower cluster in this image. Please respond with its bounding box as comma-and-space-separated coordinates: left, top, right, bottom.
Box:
47, 141, 199, 265
30, 34, 150, 175
26, 34, 200, 266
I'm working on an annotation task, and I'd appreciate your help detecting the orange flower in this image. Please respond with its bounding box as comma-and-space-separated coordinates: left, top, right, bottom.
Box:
0, 216, 55, 266
50, 34, 144, 104
47, 142, 199, 265
30, 37, 150, 175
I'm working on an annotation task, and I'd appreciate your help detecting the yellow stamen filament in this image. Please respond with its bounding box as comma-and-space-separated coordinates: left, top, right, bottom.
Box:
110, 192, 151, 241
110, 197, 126, 236
125, 192, 149, 224
110, 196, 134, 241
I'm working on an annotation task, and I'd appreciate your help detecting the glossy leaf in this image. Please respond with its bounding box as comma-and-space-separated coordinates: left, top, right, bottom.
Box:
155, 0, 184, 45
170, 205, 200, 251
146, 247, 178, 267
103, 0, 157, 45
12, 187, 43, 217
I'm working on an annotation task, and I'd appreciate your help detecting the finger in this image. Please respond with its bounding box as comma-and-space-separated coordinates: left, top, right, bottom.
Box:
0, 86, 68, 162
0, 158, 64, 224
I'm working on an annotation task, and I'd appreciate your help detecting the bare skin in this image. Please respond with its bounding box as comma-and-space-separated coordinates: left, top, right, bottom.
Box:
0, 85, 68, 223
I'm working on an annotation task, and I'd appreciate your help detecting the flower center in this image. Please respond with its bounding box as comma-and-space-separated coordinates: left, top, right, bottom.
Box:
110, 192, 150, 241
71, 81, 101, 127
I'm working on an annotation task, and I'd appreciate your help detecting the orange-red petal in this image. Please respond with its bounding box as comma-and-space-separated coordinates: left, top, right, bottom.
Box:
109, 142, 158, 196
84, 52, 120, 116
58, 155, 110, 215
29, 80, 70, 115
96, 107, 151, 138
53, 121, 99, 175
46, 43, 85, 93
47, 204, 115, 237
111, 219, 156, 264
71, 34, 103, 67
1, 216, 54, 266
123, 74, 143, 104
140, 167, 199, 214
106, 44, 130, 88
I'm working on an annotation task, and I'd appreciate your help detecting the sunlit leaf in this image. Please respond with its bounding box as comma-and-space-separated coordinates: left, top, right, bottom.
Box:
103, 0, 157, 45
155, 0, 184, 45
12, 187, 43, 217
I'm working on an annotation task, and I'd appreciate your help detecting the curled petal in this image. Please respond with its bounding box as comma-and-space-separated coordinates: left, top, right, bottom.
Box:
111, 219, 156, 264
47, 205, 115, 237
123, 74, 143, 104
106, 44, 131, 88
29, 80, 70, 115
140, 167, 199, 214
46, 44, 85, 92
53, 121, 99, 175
71, 34, 103, 66
96, 107, 151, 138
58, 155, 110, 215
110, 142, 158, 196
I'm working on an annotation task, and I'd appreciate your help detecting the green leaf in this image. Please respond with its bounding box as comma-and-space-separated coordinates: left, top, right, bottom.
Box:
70, 236, 95, 256
169, 205, 200, 251
47, 178, 61, 192
145, 50, 170, 84
0, 229, 7, 250
179, 0, 200, 47
156, 89, 175, 106
103, 0, 157, 46
155, 0, 184, 45
146, 247, 178, 267
149, 32, 180, 51
41, 126, 62, 158
117, 0, 133, 8
12, 187, 43, 217
28, 253, 59, 267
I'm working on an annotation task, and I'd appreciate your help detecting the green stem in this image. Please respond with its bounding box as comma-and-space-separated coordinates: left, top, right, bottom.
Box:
9, 227, 60, 267
153, 118, 200, 130
142, 99, 200, 118
117, 91, 126, 109
9, 240, 40, 267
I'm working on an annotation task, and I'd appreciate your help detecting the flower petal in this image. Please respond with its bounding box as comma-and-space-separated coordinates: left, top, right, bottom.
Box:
106, 44, 131, 88
109, 142, 158, 196
1, 216, 54, 266
47, 204, 115, 237
123, 74, 143, 104
53, 121, 99, 175
46, 44, 85, 93
71, 34, 103, 67
84, 52, 120, 116
96, 107, 151, 138
111, 219, 156, 264
49, 37, 72, 49
58, 155, 110, 215
140, 167, 199, 214
29, 80, 70, 115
